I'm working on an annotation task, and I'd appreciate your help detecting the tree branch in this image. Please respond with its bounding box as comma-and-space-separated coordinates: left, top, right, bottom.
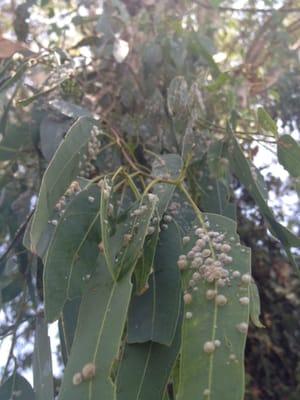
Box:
197, 1, 300, 13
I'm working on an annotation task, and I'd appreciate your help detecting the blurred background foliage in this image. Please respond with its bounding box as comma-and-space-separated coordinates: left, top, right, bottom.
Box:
0, 0, 300, 399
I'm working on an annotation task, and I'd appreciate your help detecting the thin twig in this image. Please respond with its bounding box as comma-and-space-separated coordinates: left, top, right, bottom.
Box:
0, 210, 34, 264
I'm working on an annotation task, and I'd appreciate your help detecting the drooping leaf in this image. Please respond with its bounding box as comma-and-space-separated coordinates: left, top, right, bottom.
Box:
188, 33, 220, 78
100, 182, 158, 280
198, 144, 235, 219
134, 154, 183, 292
257, 107, 278, 137
177, 213, 251, 400
0, 122, 33, 161
116, 305, 183, 400
0, 62, 27, 94
0, 79, 20, 136
48, 99, 92, 118
133, 223, 159, 294
142, 42, 163, 72
30, 116, 96, 253
167, 76, 188, 117
33, 316, 54, 400
0, 373, 35, 400
250, 281, 264, 328
228, 134, 300, 250
250, 163, 268, 201
58, 257, 134, 400
151, 154, 183, 217
40, 115, 72, 162
128, 222, 182, 345
59, 297, 81, 365
182, 121, 211, 163
43, 185, 101, 322
23, 178, 90, 259
277, 134, 300, 178
187, 81, 205, 120
1, 275, 24, 306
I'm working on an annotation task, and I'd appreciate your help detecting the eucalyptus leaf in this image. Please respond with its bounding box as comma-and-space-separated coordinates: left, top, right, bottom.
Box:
40, 115, 72, 162
257, 107, 278, 137
30, 116, 96, 253
0, 62, 27, 94
167, 76, 188, 118
134, 154, 182, 293
177, 213, 251, 400
250, 281, 264, 328
100, 182, 158, 280
128, 222, 182, 346
58, 257, 134, 400
0, 373, 35, 400
228, 134, 300, 250
48, 99, 92, 118
43, 185, 101, 322
277, 135, 300, 178
116, 305, 183, 400
33, 316, 54, 400
59, 297, 81, 365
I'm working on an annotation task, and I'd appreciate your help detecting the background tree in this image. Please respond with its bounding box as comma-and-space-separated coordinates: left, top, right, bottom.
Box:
0, 1, 300, 399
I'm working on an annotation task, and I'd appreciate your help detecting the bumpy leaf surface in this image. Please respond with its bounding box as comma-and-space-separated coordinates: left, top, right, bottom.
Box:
58, 258, 133, 400
30, 117, 95, 253
177, 213, 251, 400
43, 185, 101, 322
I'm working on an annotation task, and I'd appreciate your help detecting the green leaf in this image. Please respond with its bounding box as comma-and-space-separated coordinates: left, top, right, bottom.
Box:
23, 178, 90, 258
152, 154, 183, 217
199, 178, 235, 219
33, 316, 54, 400
198, 143, 235, 219
228, 135, 300, 249
40, 115, 72, 162
58, 257, 134, 400
257, 107, 278, 137
128, 222, 182, 345
0, 62, 27, 94
49, 99, 91, 118
59, 297, 81, 365
177, 213, 251, 400
0, 257, 24, 306
142, 42, 163, 71
0, 373, 35, 400
133, 224, 159, 294
250, 281, 264, 328
134, 154, 183, 293
167, 76, 188, 118
0, 122, 33, 161
116, 305, 183, 400
206, 72, 230, 92
30, 117, 96, 253
250, 164, 268, 201
277, 135, 300, 178
188, 33, 220, 78
187, 81, 205, 120
43, 185, 101, 322
100, 183, 158, 280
